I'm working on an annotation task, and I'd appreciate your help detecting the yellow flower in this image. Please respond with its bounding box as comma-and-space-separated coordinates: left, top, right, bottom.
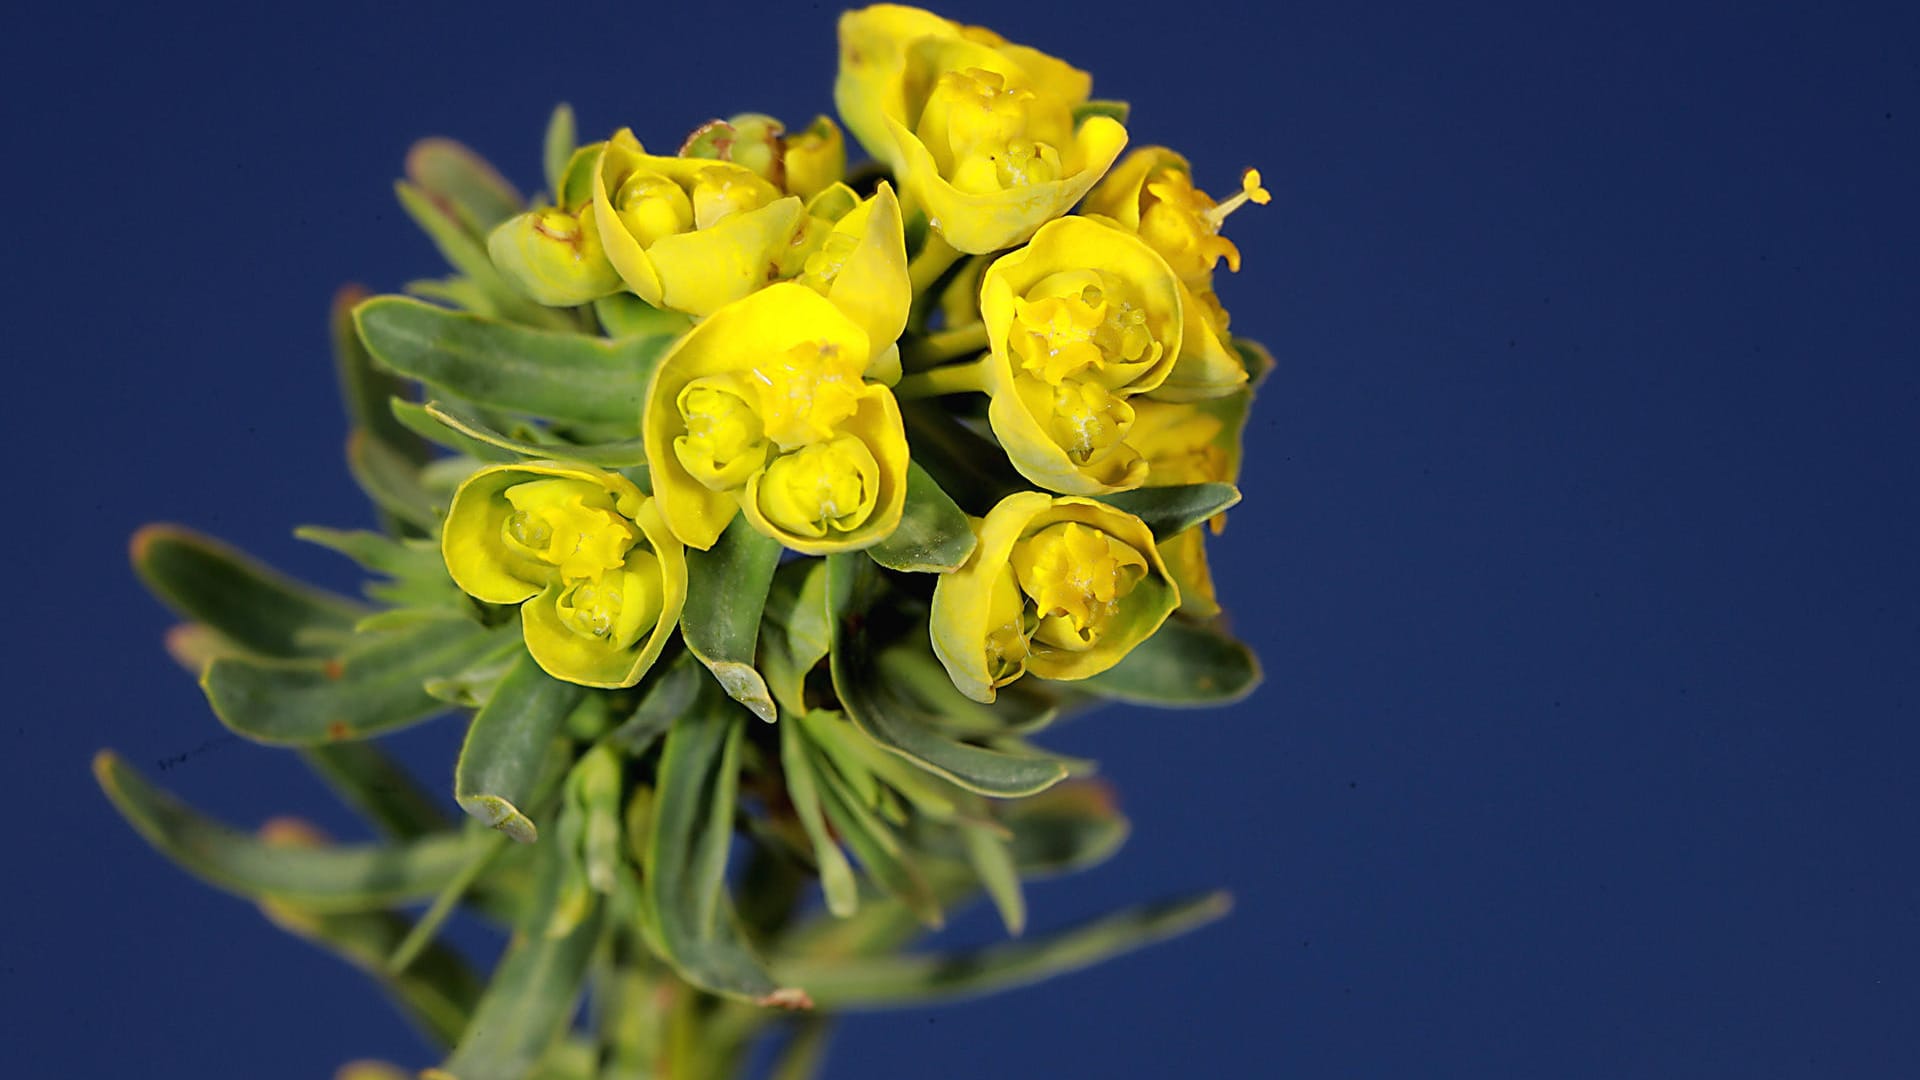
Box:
1126, 393, 1253, 616
976, 216, 1183, 493
835, 5, 1125, 253
591, 129, 807, 317
643, 283, 909, 554
442, 461, 686, 688
1083, 148, 1271, 400
930, 491, 1178, 703
784, 115, 847, 201
790, 182, 910, 382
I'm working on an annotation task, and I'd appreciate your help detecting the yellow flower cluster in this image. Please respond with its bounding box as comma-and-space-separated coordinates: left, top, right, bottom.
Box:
436, 2, 1267, 698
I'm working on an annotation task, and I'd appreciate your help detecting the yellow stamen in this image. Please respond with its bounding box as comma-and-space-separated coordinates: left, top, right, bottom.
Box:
1203, 168, 1271, 230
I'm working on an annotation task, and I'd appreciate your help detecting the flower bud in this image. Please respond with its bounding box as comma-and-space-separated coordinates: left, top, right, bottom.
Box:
486, 203, 622, 307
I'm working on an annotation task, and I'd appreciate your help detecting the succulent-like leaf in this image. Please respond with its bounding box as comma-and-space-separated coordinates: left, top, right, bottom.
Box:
827, 555, 1068, 797
865, 462, 977, 573
355, 296, 667, 429
777, 891, 1231, 1008
347, 428, 441, 531
454, 652, 586, 843
131, 524, 364, 659
203, 616, 516, 745
394, 181, 571, 332
543, 104, 575, 200
681, 516, 782, 722
94, 751, 480, 911
300, 741, 452, 841
778, 716, 861, 918
757, 559, 834, 719
423, 401, 651, 468
406, 137, 524, 235
1075, 616, 1262, 705
333, 284, 431, 471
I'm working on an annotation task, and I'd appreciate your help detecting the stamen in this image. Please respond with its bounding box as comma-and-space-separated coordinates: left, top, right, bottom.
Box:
1203, 168, 1272, 229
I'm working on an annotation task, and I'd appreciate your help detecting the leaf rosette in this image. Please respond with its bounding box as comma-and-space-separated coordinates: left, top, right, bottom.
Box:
442, 461, 687, 688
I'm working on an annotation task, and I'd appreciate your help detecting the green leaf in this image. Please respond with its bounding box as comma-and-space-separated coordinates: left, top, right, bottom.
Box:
1232, 335, 1276, 386
543, 104, 575, 201
355, 296, 665, 429
407, 137, 523, 235
757, 559, 833, 719
333, 284, 431, 470
394, 181, 569, 332
866, 462, 977, 573
607, 650, 703, 754
423, 400, 650, 467
647, 696, 809, 1007
454, 652, 586, 843
778, 717, 860, 918
1075, 616, 1262, 706
959, 823, 1026, 935
390, 399, 521, 462
593, 292, 694, 339
203, 616, 516, 745
999, 780, 1130, 876
132, 525, 365, 660
1072, 99, 1131, 126
94, 751, 480, 911
826, 555, 1068, 797
682, 516, 781, 722
348, 428, 441, 531
300, 741, 452, 840
428, 833, 605, 1080
1092, 482, 1242, 542
261, 893, 482, 1049
295, 525, 447, 582
805, 733, 944, 929
777, 891, 1231, 1009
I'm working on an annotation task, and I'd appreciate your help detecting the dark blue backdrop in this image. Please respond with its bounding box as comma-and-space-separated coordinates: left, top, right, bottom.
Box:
6, 1, 1918, 1076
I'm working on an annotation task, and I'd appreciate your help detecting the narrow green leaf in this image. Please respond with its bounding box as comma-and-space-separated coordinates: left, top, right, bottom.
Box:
356, 296, 665, 429
827, 555, 1068, 797
333, 284, 431, 469
757, 559, 833, 719
769, 1019, 834, 1080
299, 741, 452, 840
131, 524, 364, 659
95, 751, 479, 911
778, 718, 860, 918
295, 525, 446, 581
682, 515, 781, 722
422, 632, 526, 707
800, 721, 944, 928
390, 399, 520, 462
348, 428, 441, 531
454, 652, 586, 843
423, 401, 650, 468
1075, 616, 1262, 706
543, 104, 575, 200
778, 891, 1231, 1009
866, 462, 978, 573
999, 780, 1130, 876
607, 650, 703, 754
594, 292, 694, 339
387, 832, 509, 975
959, 824, 1026, 935
1092, 482, 1242, 542
647, 698, 809, 1007
407, 137, 523, 234
203, 616, 516, 745
428, 837, 605, 1080
1232, 335, 1276, 386
394, 181, 569, 331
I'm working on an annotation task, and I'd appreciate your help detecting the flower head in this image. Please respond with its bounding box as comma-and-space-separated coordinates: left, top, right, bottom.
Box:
978, 216, 1183, 493
442, 462, 686, 688
931, 491, 1178, 702
643, 283, 909, 553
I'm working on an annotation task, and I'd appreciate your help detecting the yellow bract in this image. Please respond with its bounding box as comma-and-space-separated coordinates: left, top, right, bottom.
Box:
931, 492, 1178, 703
592, 129, 807, 317
785, 115, 848, 201
793, 182, 910, 383
442, 462, 687, 688
1083, 147, 1271, 400
836, 4, 1126, 253
977, 216, 1184, 493
643, 283, 910, 554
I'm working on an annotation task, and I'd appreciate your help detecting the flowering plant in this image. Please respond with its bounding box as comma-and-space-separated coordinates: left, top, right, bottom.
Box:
99, 5, 1269, 1076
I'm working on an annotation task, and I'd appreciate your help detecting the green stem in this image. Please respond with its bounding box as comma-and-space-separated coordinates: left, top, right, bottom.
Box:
901, 322, 990, 371
907, 231, 962, 297
386, 830, 508, 975
895, 356, 992, 400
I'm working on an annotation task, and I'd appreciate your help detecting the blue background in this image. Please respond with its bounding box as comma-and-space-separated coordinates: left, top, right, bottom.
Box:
5, 1, 1918, 1076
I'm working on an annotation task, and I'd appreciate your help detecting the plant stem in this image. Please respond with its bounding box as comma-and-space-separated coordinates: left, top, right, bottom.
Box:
895, 357, 991, 400
901, 322, 990, 372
